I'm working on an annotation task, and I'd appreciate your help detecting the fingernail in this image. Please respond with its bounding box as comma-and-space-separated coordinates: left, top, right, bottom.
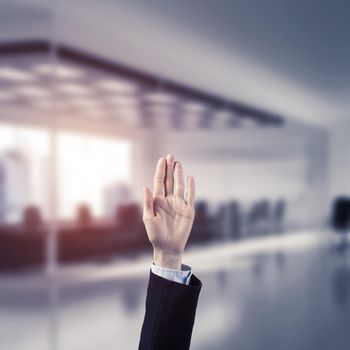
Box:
166, 154, 175, 160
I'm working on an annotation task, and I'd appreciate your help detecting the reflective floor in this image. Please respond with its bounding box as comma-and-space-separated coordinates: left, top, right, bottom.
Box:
1, 231, 350, 350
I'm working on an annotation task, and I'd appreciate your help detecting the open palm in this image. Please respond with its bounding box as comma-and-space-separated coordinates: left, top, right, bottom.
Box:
143, 155, 195, 269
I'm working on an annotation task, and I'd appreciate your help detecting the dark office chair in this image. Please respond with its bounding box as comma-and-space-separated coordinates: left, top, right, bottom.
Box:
248, 200, 271, 235
22, 205, 43, 229
116, 203, 142, 227
115, 203, 146, 251
195, 201, 208, 223
76, 204, 93, 226
217, 201, 242, 241
190, 201, 213, 243
331, 197, 350, 253
228, 201, 242, 240
273, 199, 286, 233
332, 197, 350, 231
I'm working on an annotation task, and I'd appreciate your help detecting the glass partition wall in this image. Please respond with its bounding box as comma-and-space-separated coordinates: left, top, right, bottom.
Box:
0, 3, 340, 350
0, 37, 284, 264
3, 4, 329, 350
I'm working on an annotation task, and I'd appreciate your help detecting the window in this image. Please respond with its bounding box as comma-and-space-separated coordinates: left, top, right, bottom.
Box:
58, 132, 131, 219
0, 123, 132, 223
0, 123, 50, 223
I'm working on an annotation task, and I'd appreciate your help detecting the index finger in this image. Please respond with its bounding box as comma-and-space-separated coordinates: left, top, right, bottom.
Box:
186, 176, 195, 207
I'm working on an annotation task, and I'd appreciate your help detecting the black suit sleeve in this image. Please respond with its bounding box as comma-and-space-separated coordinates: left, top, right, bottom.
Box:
139, 271, 202, 350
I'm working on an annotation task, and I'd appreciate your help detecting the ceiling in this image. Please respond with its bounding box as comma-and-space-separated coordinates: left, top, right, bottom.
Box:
0, 44, 284, 131
1, 0, 350, 127
0, 44, 317, 191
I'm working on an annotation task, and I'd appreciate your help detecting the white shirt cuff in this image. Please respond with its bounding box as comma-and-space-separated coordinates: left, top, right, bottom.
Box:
151, 263, 192, 285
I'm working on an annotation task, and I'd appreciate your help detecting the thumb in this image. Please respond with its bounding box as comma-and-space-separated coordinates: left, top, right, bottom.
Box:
143, 186, 154, 218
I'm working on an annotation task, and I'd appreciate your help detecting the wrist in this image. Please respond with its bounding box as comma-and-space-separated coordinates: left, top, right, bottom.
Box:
153, 249, 183, 270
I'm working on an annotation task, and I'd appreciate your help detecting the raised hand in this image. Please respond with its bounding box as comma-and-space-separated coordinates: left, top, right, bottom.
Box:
142, 154, 195, 270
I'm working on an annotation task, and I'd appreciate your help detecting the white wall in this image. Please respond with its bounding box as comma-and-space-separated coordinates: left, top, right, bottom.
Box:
143, 123, 329, 229
329, 120, 350, 199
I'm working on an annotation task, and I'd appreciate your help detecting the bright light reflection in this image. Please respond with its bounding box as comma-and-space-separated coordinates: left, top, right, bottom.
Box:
145, 91, 177, 104
182, 101, 208, 113
96, 79, 138, 93
0, 125, 131, 221
183, 112, 203, 128
185, 230, 322, 271
239, 117, 257, 128
33, 64, 84, 79
0, 91, 14, 100
106, 96, 139, 107
56, 83, 91, 95
116, 110, 141, 125
0, 123, 50, 222
58, 132, 131, 218
83, 109, 107, 118
71, 97, 100, 108
211, 110, 235, 128
17, 86, 49, 98
0, 67, 35, 82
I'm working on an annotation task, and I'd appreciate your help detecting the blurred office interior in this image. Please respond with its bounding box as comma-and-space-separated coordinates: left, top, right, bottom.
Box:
0, 1, 350, 349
